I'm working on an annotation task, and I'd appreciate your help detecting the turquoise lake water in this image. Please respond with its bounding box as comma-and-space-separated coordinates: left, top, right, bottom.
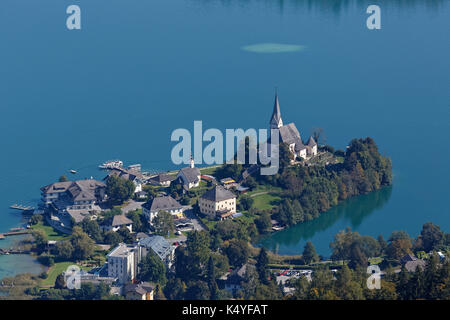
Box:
0, 0, 449, 277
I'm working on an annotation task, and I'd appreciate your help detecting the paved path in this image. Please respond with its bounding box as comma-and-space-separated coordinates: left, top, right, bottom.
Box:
121, 200, 144, 214
249, 191, 270, 198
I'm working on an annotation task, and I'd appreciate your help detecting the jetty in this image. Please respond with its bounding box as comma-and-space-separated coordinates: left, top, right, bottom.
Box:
0, 248, 30, 255
0, 230, 30, 240
10, 204, 35, 211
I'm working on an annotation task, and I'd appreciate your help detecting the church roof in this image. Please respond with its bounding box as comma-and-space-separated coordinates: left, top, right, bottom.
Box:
201, 185, 236, 202
307, 136, 317, 147
179, 167, 201, 184
270, 93, 283, 128
279, 123, 302, 145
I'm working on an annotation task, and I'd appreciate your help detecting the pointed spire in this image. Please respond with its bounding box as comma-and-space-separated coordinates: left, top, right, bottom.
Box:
270, 89, 283, 129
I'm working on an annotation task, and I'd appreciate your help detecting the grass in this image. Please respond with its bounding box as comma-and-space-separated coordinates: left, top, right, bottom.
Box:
30, 222, 70, 241
40, 261, 92, 287
251, 192, 282, 211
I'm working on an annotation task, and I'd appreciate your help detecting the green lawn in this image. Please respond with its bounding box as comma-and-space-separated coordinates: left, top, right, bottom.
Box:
41, 261, 92, 287
31, 222, 70, 241
250, 192, 282, 211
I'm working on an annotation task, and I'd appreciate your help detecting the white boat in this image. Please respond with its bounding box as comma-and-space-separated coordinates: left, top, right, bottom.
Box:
69, 169, 77, 174
99, 160, 123, 169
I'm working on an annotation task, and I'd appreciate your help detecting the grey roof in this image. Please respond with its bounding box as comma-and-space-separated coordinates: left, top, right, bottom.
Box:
111, 215, 133, 227
179, 167, 201, 184
139, 235, 174, 261
307, 136, 317, 147
142, 195, 183, 212
150, 173, 176, 184
270, 94, 282, 128
404, 259, 427, 272
201, 185, 236, 202
41, 181, 73, 194
108, 168, 144, 182
279, 123, 302, 146
400, 254, 417, 264
125, 282, 154, 295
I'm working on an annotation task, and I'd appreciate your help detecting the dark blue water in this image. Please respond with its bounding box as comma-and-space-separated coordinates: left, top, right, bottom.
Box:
0, 0, 449, 275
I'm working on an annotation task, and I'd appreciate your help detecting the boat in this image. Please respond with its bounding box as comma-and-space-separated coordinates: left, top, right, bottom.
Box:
69, 169, 77, 174
99, 160, 124, 170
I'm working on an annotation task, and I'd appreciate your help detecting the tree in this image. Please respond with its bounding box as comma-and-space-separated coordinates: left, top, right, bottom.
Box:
105, 175, 135, 204
223, 239, 249, 268
138, 251, 167, 286
386, 231, 412, 260
59, 175, 69, 182
30, 214, 43, 225
417, 222, 445, 252
153, 211, 175, 237
302, 241, 319, 265
164, 278, 186, 300
31, 229, 48, 254
55, 240, 74, 260
256, 247, 269, 284
71, 226, 95, 260
207, 256, 219, 300
255, 211, 272, 234
54, 274, 66, 289
81, 218, 102, 243
104, 231, 123, 247
154, 284, 167, 300
334, 265, 364, 300
185, 281, 210, 300
239, 195, 254, 211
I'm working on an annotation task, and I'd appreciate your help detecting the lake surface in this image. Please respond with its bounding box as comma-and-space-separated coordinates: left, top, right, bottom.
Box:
0, 0, 449, 272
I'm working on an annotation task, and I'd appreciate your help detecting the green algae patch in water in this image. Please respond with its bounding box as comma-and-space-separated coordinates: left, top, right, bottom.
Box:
241, 43, 306, 53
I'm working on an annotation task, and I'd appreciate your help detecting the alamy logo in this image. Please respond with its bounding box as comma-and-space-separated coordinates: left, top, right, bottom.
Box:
171, 121, 280, 176
366, 265, 381, 290
65, 265, 81, 289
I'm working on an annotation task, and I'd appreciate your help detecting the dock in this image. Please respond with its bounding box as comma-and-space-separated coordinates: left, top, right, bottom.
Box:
0, 230, 30, 240
0, 248, 30, 255
9, 204, 35, 211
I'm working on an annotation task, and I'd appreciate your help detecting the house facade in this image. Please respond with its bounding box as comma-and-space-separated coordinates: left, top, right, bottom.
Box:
177, 158, 201, 189
41, 179, 106, 211
107, 243, 139, 284
199, 185, 236, 220
142, 195, 184, 223
102, 215, 133, 233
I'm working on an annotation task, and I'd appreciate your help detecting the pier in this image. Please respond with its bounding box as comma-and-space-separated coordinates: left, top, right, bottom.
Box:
10, 204, 35, 211
0, 248, 30, 255
0, 230, 30, 240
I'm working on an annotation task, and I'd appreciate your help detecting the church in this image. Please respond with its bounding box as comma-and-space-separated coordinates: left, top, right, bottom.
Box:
269, 93, 318, 160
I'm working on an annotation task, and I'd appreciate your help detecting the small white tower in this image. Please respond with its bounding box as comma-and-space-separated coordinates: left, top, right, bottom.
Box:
189, 153, 195, 168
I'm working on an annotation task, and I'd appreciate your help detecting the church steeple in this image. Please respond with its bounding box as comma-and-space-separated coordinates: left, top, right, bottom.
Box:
270, 90, 283, 129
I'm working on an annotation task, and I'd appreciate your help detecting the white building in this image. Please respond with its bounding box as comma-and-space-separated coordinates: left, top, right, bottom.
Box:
142, 195, 184, 223
269, 93, 318, 160
177, 157, 201, 190
102, 215, 133, 233
199, 185, 236, 220
107, 243, 139, 284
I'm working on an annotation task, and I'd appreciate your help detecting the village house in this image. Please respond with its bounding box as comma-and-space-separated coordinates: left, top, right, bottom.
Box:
177, 157, 201, 190
41, 179, 106, 210
219, 264, 250, 293
101, 214, 133, 233
220, 177, 238, 190
269, 93, 318, 160
142, 195, 184, 223
400, 254, 427, 272
124, 282, 154, 300
148, 173, 176, 187
107, 243, 139, 284
106, 168, 146, 193
199, 185, 236, 220
138, 235, 176, 269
